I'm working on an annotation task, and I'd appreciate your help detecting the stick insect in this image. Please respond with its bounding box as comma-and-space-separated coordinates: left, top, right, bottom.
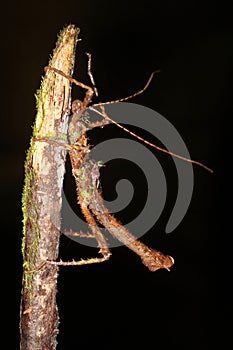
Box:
34, 54, 212, 273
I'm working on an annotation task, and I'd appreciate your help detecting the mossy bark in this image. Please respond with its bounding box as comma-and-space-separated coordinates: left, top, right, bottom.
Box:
20, 25, 79, 350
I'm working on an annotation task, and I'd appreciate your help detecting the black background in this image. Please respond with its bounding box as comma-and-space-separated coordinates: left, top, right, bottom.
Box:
3, 1, 231, 349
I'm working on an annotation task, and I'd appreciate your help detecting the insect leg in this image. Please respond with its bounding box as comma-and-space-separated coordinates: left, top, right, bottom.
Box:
47, 178, 111, 266
46, 201, 111, 267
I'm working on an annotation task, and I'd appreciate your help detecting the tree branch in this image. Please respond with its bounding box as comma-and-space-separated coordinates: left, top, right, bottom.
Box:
20, 25, 79, 349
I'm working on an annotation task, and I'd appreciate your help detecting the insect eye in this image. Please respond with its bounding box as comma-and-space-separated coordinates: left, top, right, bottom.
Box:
72, 99, 83, 113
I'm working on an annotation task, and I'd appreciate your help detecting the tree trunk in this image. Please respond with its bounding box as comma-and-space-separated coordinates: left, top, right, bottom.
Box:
20, 25, 79, 350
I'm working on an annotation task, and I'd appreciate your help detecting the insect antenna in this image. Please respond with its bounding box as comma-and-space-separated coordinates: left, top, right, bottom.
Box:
89, 106, 213, 173
92, 70, 159, 107
45, 63, 213, 173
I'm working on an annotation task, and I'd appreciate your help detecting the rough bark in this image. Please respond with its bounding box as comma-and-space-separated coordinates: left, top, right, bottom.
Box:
20, 25, 79, 350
